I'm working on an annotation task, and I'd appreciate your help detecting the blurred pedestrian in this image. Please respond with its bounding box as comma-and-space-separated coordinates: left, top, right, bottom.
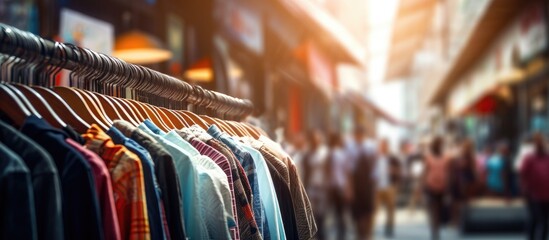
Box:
326, 132, 352, 240
450, 138, 478, 226
302, 130, 329, 239
407, 140, 426, 215
486, 141, 513, 198
288, 131, 308, 180
476, 144, 494, 195
373, 138, 401, 238
520, 133, 549, 240
348, 127, 376, 240
423, 136, 450, 240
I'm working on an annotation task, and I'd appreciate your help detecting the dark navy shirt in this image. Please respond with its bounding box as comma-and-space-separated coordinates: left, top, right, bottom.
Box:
0, 143, 37, 240
0, 120, 63, 240
20, 116, 103, 240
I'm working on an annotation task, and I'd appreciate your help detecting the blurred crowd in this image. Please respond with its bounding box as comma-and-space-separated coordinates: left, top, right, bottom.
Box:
284, 129, 549, 240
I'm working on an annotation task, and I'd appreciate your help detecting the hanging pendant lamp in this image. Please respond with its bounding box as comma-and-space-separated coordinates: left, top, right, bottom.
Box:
113, 30, 172, 65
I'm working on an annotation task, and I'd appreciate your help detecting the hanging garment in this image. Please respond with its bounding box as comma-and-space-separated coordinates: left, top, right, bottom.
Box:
82, 125, 150, 240
141, 120, 235, 240
207, 125, 270, 239
0, 120, 63, 240
0, 143, 37, 240
66, 139, 121, 240
107, 127, 168, 240
21, 116, 104, 240
113, 120, 187, 240
259, 136, 318, 239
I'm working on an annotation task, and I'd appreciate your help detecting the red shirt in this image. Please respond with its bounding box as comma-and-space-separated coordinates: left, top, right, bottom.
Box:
520, 153, 549, 201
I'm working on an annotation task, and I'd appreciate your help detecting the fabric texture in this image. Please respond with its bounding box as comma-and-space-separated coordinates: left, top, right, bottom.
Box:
107, 127, 167, 240
207, 125, 269, 239
21, 116, 103, 240
188, 138, 241, 240
259, 148, 298, 240
113, 120, 186, 240
136, 122, 219, 239
82, 124, 150, 240
239, 143, 286, 240
259, 136, 317, 240
66, 139, 121, 240
0, 120, 63, 240
142, 120, 234, 240
0, 143, 37, 240
207, 139, 262, 240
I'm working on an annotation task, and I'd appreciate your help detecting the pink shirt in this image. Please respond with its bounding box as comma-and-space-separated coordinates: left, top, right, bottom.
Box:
66, 139, 122, 240
520, 153, 549, 201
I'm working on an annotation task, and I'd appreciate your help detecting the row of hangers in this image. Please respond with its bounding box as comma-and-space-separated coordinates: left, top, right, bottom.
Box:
0, 24, 266, 138
0, 82, 265, 138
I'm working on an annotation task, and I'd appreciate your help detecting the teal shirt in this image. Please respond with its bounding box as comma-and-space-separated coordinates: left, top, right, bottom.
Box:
141, 120, 235, 239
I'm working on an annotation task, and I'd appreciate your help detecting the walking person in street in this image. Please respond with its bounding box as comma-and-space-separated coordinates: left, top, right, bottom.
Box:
520, 133, 549, 240
423, 136, 451, 240
450, 138, 479, 226
348, 127, 376, 240
486, 141, 513, 198
326, 132, 353, 240
302, 130, 329, 239
373, 138, 401, 238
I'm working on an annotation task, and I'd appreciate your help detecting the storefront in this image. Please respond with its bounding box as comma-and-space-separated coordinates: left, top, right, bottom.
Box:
445, 0, 548, 149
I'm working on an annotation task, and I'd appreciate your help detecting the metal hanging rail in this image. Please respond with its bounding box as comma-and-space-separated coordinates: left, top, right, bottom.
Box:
0, 23, 253, 119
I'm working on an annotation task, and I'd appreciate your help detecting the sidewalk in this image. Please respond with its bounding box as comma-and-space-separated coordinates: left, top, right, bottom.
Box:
372, 209, 522, 240
323, 208, 523, 240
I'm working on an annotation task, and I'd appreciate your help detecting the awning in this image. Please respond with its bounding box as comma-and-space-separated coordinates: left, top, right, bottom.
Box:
428, 0, 531, 104
276, 0, 365, 66
346, 92, 413, 127
385, 0, 437, 80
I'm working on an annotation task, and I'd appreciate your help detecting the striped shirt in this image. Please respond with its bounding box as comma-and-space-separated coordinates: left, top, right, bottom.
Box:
258, 137, 318, 240
188, 138, 240, 240
83, 125, 151, 240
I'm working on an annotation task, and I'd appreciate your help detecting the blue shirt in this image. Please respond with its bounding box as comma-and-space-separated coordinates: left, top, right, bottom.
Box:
487, 154, 505, 193
208, 125, 270, 239
107, 127, 167, 240
240, 143, 286, 239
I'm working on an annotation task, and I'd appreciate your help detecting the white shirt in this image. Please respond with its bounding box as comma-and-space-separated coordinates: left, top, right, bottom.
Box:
374, 155, 390, 189
330, 148, 351, 189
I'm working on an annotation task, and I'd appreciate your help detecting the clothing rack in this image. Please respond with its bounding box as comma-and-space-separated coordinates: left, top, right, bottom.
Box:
0, 23, 254, 120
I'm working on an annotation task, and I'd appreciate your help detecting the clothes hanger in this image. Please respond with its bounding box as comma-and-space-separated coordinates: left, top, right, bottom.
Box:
157, 107, 186, 129
127, 98, 169, 131
90, 53, 139, 126
149, 104, 177, 130
100, 57, 144, 124
103, 94, 140, 126
52, 86, 110, 130
13, 84, 67, 128
3, 83, 42, 118
167, 109, 190, 128
75, 88, 122, 122
125, 98, 149, 121
32, 86, 91, 132
200, 114, 230, 134
243, 122, 262, 139
0, 84, 31, 127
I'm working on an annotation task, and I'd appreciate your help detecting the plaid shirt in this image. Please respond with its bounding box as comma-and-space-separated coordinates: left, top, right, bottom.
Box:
83, 125, 151, 240
207, 125, 270, 238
